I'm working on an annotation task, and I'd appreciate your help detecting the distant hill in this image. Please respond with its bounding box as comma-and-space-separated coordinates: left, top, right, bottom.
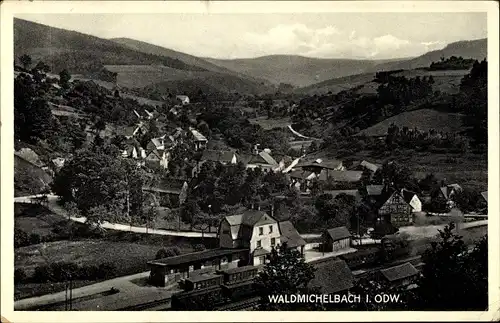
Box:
204, 55, 399, 88
357, 109, 466, 137
14, 19, 274, 96
111, 38, 269, 84
374, 38, 487, 72
14, 18, 206, 76
295, 38, 485, 96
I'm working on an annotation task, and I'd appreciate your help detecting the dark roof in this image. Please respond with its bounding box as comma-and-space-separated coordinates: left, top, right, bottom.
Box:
298, 158, 342, 170
401, 189, 417, 204
238, 151, 278, 167
253, 248, 270, 257
325, 227, 352, 241
186, 273, 222, 283
201, 150, 236, 163
309, 259, 354, 293
380, 263, 419, 282
317, 170, 363, 182
279, 221, 306, 248
289, 170, 314, 180
225, 209, 273, 227
218, 265, 257, 275
143, 178, 187, 195
149, 248, 248, 267
366, 185, 384, 196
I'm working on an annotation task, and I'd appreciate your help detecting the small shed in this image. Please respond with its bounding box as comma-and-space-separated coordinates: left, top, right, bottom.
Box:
322, 226, 352, 252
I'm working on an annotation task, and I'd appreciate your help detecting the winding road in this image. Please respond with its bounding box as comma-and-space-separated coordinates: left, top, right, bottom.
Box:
14, 194, 487, 241
14, 194, 217, 238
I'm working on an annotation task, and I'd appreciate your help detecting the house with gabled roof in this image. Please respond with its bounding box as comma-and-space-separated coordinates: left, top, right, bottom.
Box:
378, 190, 414, 227
145, 149, 170, 169
322, 227, 352, 252
200, 149, 238, 165
278, 221, 306, 253
189, 127, 208, 151
218, 209, 305, 266
288, 170, 316, 192
239, 150, 279, 172
297, 158, 344, 173
142, 178, 188, 207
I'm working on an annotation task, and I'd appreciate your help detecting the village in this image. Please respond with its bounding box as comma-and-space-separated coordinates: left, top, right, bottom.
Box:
14, 91, 488, 311
11, 13, 490, 313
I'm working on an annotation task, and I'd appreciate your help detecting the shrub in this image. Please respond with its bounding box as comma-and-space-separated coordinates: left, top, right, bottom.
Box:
155, 246, 182, 259
78, 265, 99, 280
14, 229, 29, 248
29, 233, 41, 245
33, 265, 53, 283
50, 262, 79, 281
14, 268, 26, 284
97, 262, 116, 279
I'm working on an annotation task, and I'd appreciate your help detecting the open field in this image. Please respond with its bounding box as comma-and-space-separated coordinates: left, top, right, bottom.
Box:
105, 64, 213, 88
14, 239, 193, 300
248, 116, 291, 130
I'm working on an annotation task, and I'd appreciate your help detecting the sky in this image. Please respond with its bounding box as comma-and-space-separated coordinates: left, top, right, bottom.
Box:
16, 12, 487, 60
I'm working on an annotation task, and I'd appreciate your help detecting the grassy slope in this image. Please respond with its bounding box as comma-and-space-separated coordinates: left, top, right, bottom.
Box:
295, 67, 470, 96
111, 37, 269, 84
14, 155, 52, 196
358, 109, 466, 137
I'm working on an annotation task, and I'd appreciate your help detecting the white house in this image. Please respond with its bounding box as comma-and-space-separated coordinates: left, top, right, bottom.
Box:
218, 208, 305, 266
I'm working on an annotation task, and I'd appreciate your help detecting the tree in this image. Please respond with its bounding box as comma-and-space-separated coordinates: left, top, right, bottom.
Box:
180, 199, 201, 230
373, 161, 413, 190
51, 147, 128, 217
255, 243, 318, 310
14, 74, 54, 143
412, 224, 487, 310
19, 54, 32, 70
59, 69, 71, 89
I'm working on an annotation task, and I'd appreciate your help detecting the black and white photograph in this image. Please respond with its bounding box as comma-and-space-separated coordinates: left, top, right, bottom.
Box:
1, 1, 498, 319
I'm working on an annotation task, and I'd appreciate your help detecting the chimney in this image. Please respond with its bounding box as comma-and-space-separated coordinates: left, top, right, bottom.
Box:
257, 204, 261, 211
253, 144, 260, 155
270, 204, 274, 218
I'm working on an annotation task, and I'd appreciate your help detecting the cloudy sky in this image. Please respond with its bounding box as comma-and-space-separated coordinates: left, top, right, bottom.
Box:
17, 12, 487, 60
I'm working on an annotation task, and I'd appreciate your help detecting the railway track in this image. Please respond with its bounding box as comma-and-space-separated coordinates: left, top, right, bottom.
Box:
215, 297, 261, 311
